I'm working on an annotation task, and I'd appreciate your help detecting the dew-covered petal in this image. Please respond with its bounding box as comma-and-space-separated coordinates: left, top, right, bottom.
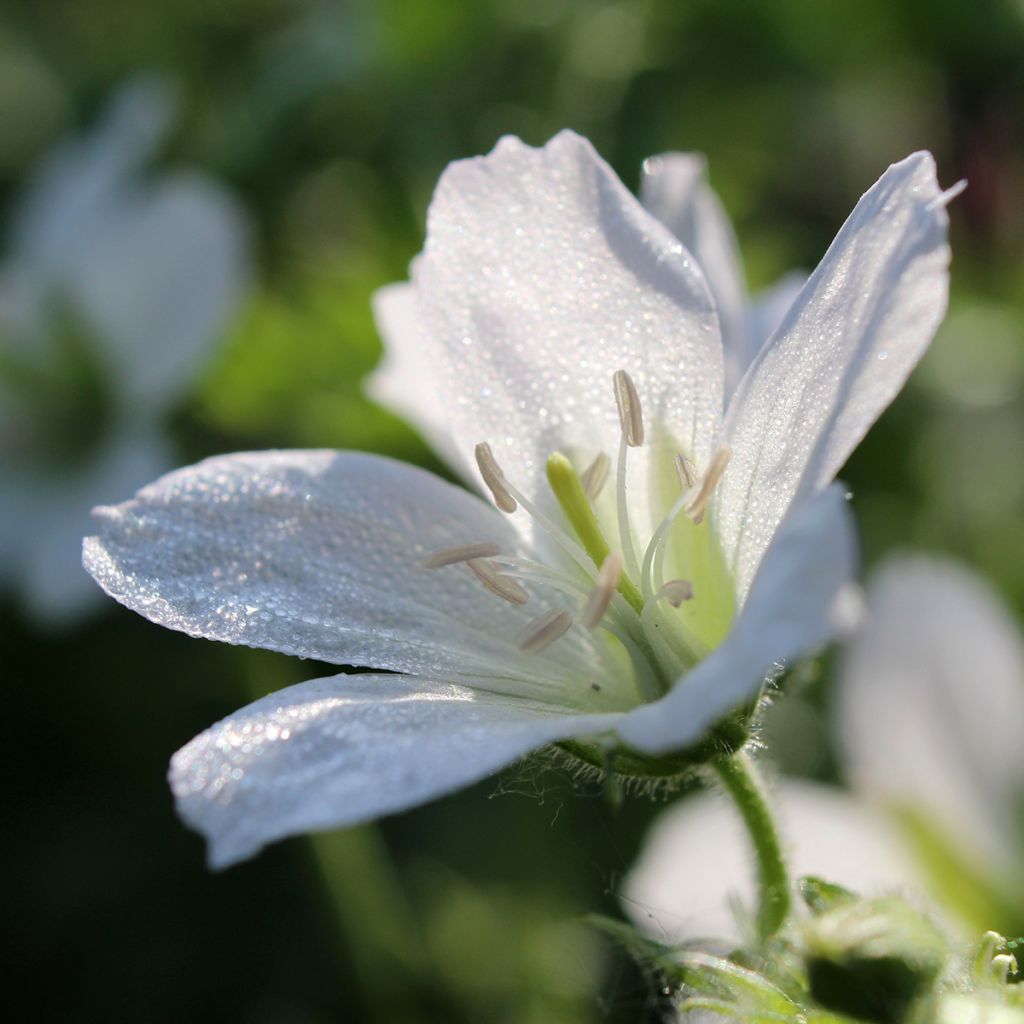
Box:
67, 173, 248, 408
623, 780, 922, 945
746, 270, 805, 354
367, 281, 467, 474
839, 556, 1024, 869
171, 672, 622, 868
616, 485, 857, 754
719, 153, 953, 598
84, 449, 611, 694
413, 131, 723, 520
639, 152, 750, 396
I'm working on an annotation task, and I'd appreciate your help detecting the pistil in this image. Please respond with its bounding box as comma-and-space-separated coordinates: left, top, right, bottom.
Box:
546, 452, 643, 613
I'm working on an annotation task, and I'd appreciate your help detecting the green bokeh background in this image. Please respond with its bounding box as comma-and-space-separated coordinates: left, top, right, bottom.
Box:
2, 1, 1023, 1020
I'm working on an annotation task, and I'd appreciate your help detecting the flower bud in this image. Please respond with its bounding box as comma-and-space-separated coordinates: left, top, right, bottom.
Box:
803, 896, 948, 1024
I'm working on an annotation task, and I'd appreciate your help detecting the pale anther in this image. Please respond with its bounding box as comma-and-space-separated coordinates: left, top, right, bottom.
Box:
685, 445, 732, 524
674, 453, 697, 491
475, 442, 517, 513
517, 608, 573, 655
658, 579, 694, 607
422, 542, 502, 569
582, 550, 623, 628
612, 370, 644, 447
467, 558, 529, 605
579, 452, 611, 500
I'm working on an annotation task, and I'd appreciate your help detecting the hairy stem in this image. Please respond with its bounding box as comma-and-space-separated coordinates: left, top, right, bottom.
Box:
712, 751, 790, 940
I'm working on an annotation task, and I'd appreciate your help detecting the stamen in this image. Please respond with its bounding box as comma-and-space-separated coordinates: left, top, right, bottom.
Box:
422, 542, 501, 569
657, 579, 694, 607
674, 453, 697, 491
517, 608, 573, 655
685, 445, 732, 524
582, 551, 623, 628
475, 442, 517, 513
579, 452, 611, 500
613, 370, 644, 447
467, 558, 529, 605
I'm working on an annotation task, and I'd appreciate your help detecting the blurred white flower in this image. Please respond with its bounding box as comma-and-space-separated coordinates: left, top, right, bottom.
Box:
0, 75, 248, 623
838, 555, 1024, 930
85, 131, 954, 867
624, 555, 1024, 943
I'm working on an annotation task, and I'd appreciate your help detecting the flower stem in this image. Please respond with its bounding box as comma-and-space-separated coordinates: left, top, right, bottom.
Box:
712, 751, 790, 940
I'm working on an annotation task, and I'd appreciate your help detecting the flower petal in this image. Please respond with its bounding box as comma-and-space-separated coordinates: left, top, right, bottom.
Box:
640, 152, 751, 397
413, 130, 723, 505
616, 485, 857, 754
84, 449, 613, 698
719, 153, 954, 598
623, 780, 922, 944
170, 672, 622, 868
67, 173, 249, 408
746, 270, 805, 352
367, 281, 467, 474
838, 556, 1024, 869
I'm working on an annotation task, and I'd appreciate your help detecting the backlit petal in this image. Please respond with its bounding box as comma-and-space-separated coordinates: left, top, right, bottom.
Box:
719, 153, 953, 598
171, 672, 621, 868
413, 130, 723, 531
616, 485, 857, 753
84, 449, 613, 699
640, 152, 750, 396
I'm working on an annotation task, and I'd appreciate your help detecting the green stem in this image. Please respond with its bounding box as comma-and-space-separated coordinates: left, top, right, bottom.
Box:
712, 751, 790, 940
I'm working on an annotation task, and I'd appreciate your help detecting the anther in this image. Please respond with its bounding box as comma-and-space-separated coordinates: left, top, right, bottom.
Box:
579, 452, 611, 500
517, 608, 573, 655
466, 558, 529, 605
475, 442, 517, 513
685, 445, 732, 524
612, 370, 644, 447
582, 551, 623, 628
674, 453, 697, 491
422, 542, 502, 569
657, 579, 694, 607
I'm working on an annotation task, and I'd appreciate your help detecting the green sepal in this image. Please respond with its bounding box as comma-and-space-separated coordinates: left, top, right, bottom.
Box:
799, 876, 860, 917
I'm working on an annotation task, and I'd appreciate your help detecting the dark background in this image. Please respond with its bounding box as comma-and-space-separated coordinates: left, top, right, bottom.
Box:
2, 1, 1023, 1020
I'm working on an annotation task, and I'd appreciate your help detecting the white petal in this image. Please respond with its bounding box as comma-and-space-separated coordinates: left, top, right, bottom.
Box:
640, 152, 751, 397
413, 131, 723, 512
84, 449, 613, 698
367, 281, 467, 474
719, 153, 953, 598
623, 780, 923, 945
616, 485, 857, 754
67, 173, 249, 408
839, 556, 1024, 868
12, 74, 177, 280
170, 672, 622, 868
746, 270, 806, 353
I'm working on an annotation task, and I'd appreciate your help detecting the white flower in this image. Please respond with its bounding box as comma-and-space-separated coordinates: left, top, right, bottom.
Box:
84, 131, 956, 867
838, 556, 1024, 924
623, 555, 1024, 942
0, 75, 248, 623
